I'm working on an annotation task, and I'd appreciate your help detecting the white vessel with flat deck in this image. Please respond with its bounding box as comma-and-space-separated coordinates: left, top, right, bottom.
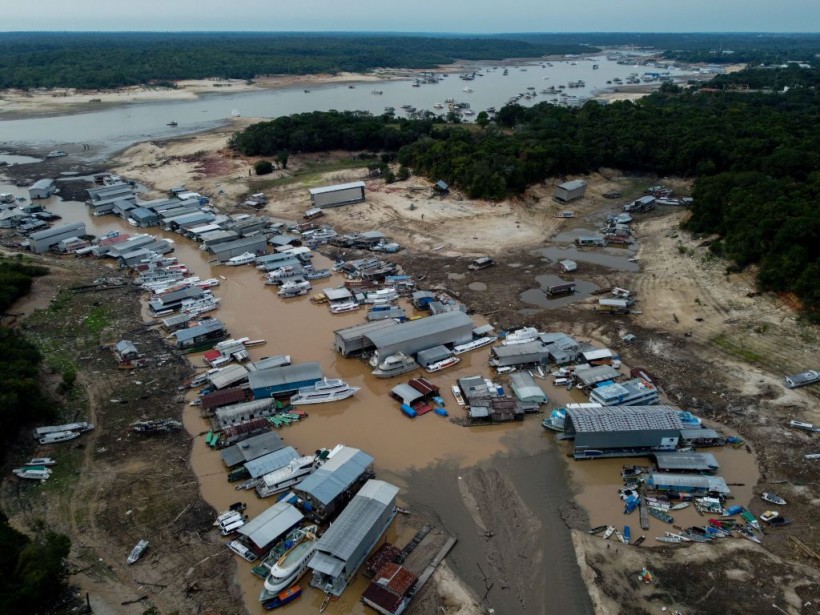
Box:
371, 352, 419, 378
259, 529, 319, 602
289, 378, 359, 405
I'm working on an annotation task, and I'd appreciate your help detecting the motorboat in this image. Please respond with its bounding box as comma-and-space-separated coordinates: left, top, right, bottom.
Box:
452, 336, 497, 355
451, 385, 465, 406
181, 295, 221, 316
602, 526, 615, 539
167, 121, 178, 126
261, 586, 302, 610
13, 467, 52, 481
228, 540, 258, 562
501, 327, 539, 346
38, 431, 81, 445
362, 288, 399, 304
303, 268, 331, 280
278, 280, 311, 298
371, 352, 419, 378
761, 492, 786, 506
225, 252, 256, 266
127, 539, 149, 564
259, 530, 318, 601
46, 150, 67, 158
289, 378, 359, 405
256, 456, 318, 498
231, 109, 241, 117
25, 457, 56, 467
425, 356, 460, 373
329, 301, 360, 314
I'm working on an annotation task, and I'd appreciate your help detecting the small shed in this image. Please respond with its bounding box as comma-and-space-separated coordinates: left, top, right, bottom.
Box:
28, 179, 56, 200
434, 180, 449, 194
416, 345, 452, 368
128, 207, 159, 227
309, 181, 366, 208
237, 501, 304, 556
554, 180, 587, 203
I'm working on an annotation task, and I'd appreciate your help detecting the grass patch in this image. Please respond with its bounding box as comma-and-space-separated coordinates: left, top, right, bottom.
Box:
83, 306, 111, 337
250, 158, 370, 190
711, 333, 764, 364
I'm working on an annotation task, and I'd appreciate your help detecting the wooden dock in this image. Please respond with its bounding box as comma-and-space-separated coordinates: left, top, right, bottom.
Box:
415, 535, 458, 588
638, 498, 650, 531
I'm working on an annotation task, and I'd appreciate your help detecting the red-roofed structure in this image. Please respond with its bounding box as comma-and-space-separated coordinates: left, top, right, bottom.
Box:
361, 563, 418, 615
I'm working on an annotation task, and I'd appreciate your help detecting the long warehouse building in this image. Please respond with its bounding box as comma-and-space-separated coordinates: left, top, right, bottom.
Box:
365, 312, 475, 364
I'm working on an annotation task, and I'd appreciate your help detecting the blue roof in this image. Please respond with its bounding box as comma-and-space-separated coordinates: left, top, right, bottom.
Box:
297, 447, 374, 506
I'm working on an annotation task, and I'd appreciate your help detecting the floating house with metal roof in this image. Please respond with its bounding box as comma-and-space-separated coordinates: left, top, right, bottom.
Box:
366, 312, 474, 365
333, 319, 401, 357
220, 431, 285, 469
654, 452, 719, 474
244, 446, 300, 479
172, 318, 227, 352
237, 500, 304, 557
28, 222, 86, 253
565, 405, 684, 459
489, 341, 550, 368
207, 235, 267, 262
248, 362, 323, 398
294, 446, 375, 522
573, 365, 622, 389
214, 397, 277, 428
308, 479, 399, 596
509, 372, 548, 404
646, 473, 730, 497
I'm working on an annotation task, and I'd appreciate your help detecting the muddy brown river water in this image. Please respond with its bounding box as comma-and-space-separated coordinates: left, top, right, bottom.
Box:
12, 188, 760, 615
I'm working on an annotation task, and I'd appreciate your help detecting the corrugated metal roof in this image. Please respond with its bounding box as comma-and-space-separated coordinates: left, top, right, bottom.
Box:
238, 501, 304, 549
574, 365, 621, 386
325, 288, 353, 301
390, 384, 423, 404
309, 181, 365, 195
214, 397, 274, 421
334, 319, 399, 342
492, 341, 546, 358
654, 452, 719, 471
173, 318, 225, 343
297, 447, 374, 506
201, 387, 248, 411
647, 473, 730, 495
509, 372, 547, 403
680, 428, 721, 440
310, 480, 397, 562
244, 446, 300, 478
567, 406, 683, 433
208, 364, 249, 389
220, 431, 284, 467
417, 345, 452, 364
248, 362, 323, 391
208, 235, 266, 254
366, 312, 474, 349
558, 179, 587, 190
581, 348, 613, 361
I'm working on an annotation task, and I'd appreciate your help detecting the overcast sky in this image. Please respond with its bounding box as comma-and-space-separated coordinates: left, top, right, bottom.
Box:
4, 1, 819, 32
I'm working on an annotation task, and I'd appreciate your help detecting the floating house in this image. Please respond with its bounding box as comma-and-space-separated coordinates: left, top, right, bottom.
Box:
573, 365, 622, 389
308, 479, 399, 596
172, 318, 227, 352
208, 235, 267, 262
588, 378, 659, 406
214, 398, 278, 428
200, 387, 251, 413
28, 178, 57, 200
333, 319, 401, 357
366, 312, 474, 365
248, 362, 323, 398
654, 452, 719, 474
207, 364, 250, 390
309, 181, 366, 208
564, 405, 684, 459
148, 287, 205, 315
28, 222, 86, 253
489, 341, 550, 369
645, 473, 730, 497
236, 500, 304, 557
554, 179, 587, 203
294, 446, 375, 523
220, 431, 285, 469
244, 446, 301, 479
509, 372, 548, 404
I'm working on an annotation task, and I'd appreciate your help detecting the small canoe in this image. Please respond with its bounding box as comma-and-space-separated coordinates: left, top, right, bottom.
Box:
670, 502, 691, 511
588, 525, 607, 535
602, 525, 615, 539
633, 535, 646, 547
127, 539, 149, 565
622, 526, 631, 544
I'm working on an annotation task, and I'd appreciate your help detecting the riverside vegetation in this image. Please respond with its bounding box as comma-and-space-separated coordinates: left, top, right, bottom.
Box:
230, 63, 820, 314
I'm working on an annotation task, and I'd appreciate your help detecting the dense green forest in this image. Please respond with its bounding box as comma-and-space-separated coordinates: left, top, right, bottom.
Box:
0, 260, 70, 613
231, 64, 820, 312
0, 512, 70, 614
0, 32, 591, 90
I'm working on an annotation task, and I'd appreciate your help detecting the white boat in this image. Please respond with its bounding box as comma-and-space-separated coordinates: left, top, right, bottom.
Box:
451, 385, 465, 406
452, 336, 497, 355
656, 535, 682, 544
197, 278, 221, 288
225, 252, 256, 266
425, 356, 460, 373
38, 431, 81, 445
761, 492, 787, 506
289, 378, 360, 405
541, 408, 567, 432
501, 327, 540, 346
13, 467, 52, 481
231, 109, 241, 117
46, 150, 67, 158
329, 301, 360, 314
670, 502, 691, 511
256, 456, 318, 498
259, 528, 319, 602
371, 352, 419, 378
362, 288, 399, 304
227, 540, 258, 562
25, 457, 56, 467
181, 295, 221, 316
602, 526, 615, 540
278, 280, 312, 298
127, 539, 149, 564
213, 510, 245, 527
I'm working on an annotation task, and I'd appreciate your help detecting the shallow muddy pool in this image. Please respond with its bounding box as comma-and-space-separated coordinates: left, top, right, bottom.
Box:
520, 274, 600, 308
